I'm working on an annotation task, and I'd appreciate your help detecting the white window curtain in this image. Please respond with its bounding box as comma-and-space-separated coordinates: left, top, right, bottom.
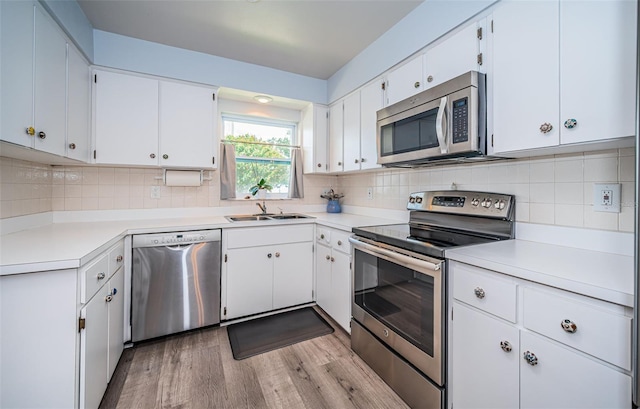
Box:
220, 143, 236, 199
288, 148, 304, 199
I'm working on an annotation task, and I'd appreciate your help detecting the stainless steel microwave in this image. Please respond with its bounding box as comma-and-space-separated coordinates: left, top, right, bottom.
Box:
377, 71, 486, 167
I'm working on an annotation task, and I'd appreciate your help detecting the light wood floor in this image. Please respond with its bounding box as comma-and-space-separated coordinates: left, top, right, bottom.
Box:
100, 307, 409, 409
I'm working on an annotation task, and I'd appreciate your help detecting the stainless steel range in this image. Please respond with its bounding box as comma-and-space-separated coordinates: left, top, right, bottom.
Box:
349, 190, 515, 409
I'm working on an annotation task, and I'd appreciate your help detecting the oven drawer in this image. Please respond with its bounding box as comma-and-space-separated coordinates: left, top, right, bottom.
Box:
522, 287, 631, 370
452, 262, 517, 323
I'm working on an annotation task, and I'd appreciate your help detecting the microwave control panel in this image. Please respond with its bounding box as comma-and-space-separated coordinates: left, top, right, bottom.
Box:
452, 97, 469, 144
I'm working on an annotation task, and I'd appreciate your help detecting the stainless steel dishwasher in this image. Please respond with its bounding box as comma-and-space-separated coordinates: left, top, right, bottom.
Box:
131, 229, 221, 342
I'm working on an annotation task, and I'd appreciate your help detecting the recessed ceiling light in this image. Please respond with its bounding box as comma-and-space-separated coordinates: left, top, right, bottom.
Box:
254, 95, 273, 104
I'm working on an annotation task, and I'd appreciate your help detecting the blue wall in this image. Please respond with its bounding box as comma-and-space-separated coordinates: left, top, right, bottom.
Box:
40, 0, 93, 60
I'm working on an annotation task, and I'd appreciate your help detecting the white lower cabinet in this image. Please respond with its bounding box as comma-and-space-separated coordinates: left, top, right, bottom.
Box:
222, 225, 314, 320
315, 226, 351, 333
450, 260, 631, 409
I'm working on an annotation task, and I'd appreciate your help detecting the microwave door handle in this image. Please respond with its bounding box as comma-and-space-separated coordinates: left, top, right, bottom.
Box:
435, 96, 448, 154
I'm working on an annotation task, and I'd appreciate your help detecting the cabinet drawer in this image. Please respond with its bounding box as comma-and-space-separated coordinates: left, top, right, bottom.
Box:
226, 225, 313, 249
452, 263, 517, 323
523, 287, 631, 370
331, 230, 351, 254
108, 241, 124, 277
81, 254, 109, 303
316, 226, 331, 245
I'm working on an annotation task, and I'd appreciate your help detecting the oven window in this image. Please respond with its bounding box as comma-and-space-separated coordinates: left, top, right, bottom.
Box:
380, 107, 439, 157
353, 248, 435, 357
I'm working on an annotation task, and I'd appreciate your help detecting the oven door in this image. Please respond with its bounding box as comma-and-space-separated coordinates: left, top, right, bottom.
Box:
350, 236, 444, 386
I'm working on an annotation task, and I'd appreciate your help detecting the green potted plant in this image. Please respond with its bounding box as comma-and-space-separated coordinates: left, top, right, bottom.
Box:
249, 178, 272, 198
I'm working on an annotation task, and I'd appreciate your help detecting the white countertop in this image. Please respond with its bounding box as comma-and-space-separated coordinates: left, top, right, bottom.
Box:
0, 212, 398, 275
446, 240, 634, 307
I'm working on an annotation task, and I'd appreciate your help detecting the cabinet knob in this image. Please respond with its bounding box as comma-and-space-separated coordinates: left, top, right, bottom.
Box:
330, 257, 335, 262
414, 81, 420, 89
320, 234, 325, 239
337, 240, 342, 246
116, 255, 123, 263
267, 253, 272, 258
539, 123, 553, 134
564, 118, 577, 129
105, 295, 113, 303
561, 319, 578, 333
150, 153, 156, 159
500, 340, 512, 352
337, 161, 342, 166
162, 154, 169, 160
26, 127, 35, 136
523, 351, 538, 366
68, 143, 76, 150
427, 75, 434, 83
354, 159, 359, 164
317, 163, 322, 168
474, 287, 485, 299
360, 158, 366, 163
326, 255, 331, 260
97, 272, 106, 280
275, 252, 280, 258
38, 131, 46, 139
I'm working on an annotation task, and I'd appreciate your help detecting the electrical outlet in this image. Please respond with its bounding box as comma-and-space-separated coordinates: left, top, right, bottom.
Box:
150, 186, 161, 199
367, 187, 374, 200
593, 183, 620, 213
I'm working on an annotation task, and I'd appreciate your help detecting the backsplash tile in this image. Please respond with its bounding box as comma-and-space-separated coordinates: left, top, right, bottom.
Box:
0, 148, 636, 233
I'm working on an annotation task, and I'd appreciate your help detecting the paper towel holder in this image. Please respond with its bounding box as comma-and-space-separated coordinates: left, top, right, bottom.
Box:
156, 169, 213, 185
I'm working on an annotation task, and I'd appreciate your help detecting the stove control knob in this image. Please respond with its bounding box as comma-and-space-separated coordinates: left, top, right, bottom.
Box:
416, 197, 422, 204
498, 200, 506, 210
484, 199, 493, 208
409, 196, 416, 203
471, 198, 479, 206
494, 200, 501, 209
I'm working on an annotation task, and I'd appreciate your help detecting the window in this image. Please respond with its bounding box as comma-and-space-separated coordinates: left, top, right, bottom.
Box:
222, 115, 297, 197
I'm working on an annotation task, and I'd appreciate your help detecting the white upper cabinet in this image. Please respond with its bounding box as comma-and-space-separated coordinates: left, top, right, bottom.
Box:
492, 0, 636, 155
385, 55, 424, 106
93, 70, 159, 166
328, 101, 344, 172
158, 80, 217, 169
301, 103, 329, 173
359, 79, 384, 171
66, 45, 91, 162
424, 22, 482, 90
342, 91, 362, 172
93, 69, 218, 168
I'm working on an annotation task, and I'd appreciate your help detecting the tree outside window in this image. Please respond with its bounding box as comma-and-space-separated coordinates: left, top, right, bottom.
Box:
222, 116, 296, 197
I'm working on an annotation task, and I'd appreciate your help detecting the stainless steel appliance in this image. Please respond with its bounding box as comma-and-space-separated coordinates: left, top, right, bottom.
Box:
377, 71, 490, 167
350, 190, 515, 408
131, 230, 221, 342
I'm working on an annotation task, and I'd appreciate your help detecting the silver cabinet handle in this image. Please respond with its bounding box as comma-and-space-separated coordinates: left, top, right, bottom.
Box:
330, 257, 335, 262
564, 118, 577, 129
69, 143, 76, 150
105, 295, 113, 302
523, 351, 538, 366
162, 154, 169, 160
97, 272, 106, 280
474, 287, 485, 299
317, 163, 322, 168
354, 159, 359, 164
360, 158, 366, 163
38, 131, 46, 139
320, 234, 325, 239
267, 253, 272, 258
561, 319, 577, 333
427, 75, 433, 83
150, 153, 156, 159
539, 123, 553, 134
116, 255, 123, 263
500, 341, 512, 352
275, 252, 280, 258
414, 81, 420, 88
337, 240, 342, 246
326, 255, 331, 260
337, 161, 342, 166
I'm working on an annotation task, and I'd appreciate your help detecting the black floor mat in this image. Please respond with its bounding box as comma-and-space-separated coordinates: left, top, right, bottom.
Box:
227, 307, 334, 360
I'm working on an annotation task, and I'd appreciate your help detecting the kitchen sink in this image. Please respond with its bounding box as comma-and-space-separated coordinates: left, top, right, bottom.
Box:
225, 213, 314, 222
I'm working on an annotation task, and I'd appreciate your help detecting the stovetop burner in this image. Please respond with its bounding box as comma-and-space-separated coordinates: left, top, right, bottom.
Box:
352, 190, 516, 259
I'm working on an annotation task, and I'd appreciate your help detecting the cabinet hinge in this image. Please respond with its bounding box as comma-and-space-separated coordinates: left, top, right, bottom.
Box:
224, 254, 228, 262
94, 74, 97, 83
477, 27, 483, 40
326, 112, 329, 119
223, 307, 227, 316
78, 317, 86, 332
491, 20, 494, 33
381, 81, 386, 91
451, 308, 453, 321
93, 150, 96, 159
212, 93, 216, 101
212, 156, 215, 165
477, 53, 483, 66
491, 134, 494, 147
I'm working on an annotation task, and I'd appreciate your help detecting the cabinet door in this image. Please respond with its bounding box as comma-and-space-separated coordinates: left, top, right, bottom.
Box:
159, 81, 216, 168
94, 70, 159, 166
359, 80, 383, 170
424, 23, 480, 90
328, 102, 344, 172
67, 44, 91, 162
315, 243, 333, 313
33, 5, 67, 156
0, 1, 34, 148
225, 247, 273, 319
451, 302, 519, 409
107, 267, 125, 381
492, 1, 559, 153
385, 55, 424, 106
559, 0, 637, 145
80, 289, 109, 409
301, 103, 328, 173
520, 331, 631, 409
342, 92, 361, 172
331, 250, 351, 333
273, 242, 313, 310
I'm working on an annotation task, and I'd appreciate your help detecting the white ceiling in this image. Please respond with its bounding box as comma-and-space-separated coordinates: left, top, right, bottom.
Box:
77, 0, 424, 80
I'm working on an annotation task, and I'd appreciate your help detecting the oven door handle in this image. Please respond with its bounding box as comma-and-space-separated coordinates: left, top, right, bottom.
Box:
349, 237, 443, 273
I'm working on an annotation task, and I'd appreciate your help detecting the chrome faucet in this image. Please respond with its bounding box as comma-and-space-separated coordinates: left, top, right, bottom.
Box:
256, 201, 267, 214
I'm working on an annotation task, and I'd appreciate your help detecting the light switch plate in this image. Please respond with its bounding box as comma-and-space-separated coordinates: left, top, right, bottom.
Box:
593, 183, 620, 213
